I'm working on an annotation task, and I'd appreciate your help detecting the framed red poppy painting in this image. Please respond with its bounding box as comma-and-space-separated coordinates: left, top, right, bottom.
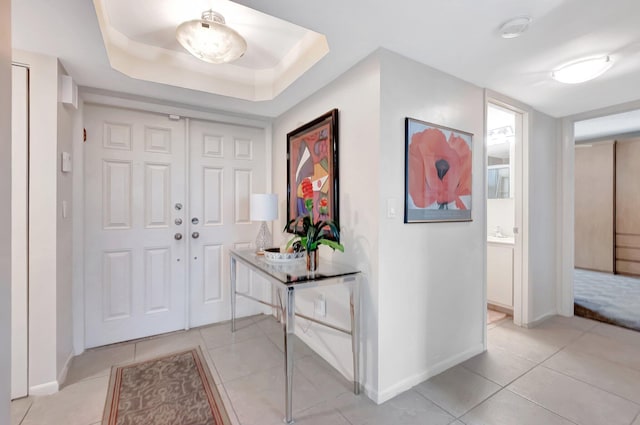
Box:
404, 118, 473, 223
286, 109, 339, 234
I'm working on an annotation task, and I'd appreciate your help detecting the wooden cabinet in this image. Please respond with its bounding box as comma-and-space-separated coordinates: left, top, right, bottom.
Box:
616, 138, 640, 276
574, 142, 615, 272
574, 137, 640, 276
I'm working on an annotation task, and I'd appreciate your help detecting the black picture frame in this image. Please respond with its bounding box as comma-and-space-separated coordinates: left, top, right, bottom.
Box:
404, 117, 473, 223
286, 109, 339, 235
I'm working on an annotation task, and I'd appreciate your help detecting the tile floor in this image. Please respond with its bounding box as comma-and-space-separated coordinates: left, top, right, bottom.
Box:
10, 314, 640, 425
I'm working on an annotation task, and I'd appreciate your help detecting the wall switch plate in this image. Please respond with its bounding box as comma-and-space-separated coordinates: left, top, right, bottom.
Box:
61, 152, 72, 172
314, 296, 326, 317
387, 198, 397, 218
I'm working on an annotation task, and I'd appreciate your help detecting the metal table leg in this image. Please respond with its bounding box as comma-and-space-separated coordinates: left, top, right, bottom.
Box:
230, 256, 237, 333
282, 287, 296, 424
350, 279, 360, 395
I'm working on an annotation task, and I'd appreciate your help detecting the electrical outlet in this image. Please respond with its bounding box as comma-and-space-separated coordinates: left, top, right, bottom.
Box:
314, 296, 326, 317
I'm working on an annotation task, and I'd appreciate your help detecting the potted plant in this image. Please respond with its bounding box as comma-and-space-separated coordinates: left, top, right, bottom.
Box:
284, 178, 344, 270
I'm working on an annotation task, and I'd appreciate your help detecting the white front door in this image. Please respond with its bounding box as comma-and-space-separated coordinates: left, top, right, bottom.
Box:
84, 105, 187, 348
188, 119, 268, 327
11, 64, 29, 399
84, 106, 269, 347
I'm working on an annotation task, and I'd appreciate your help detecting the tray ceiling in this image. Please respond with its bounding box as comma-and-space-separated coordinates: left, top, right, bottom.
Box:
93, 0, 329, 101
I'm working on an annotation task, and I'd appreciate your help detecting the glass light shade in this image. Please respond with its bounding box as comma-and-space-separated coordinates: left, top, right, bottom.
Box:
551, 56, 612, 84
250, 193, 278, 254
176, 11, 247, 64
250, 194, 278, 221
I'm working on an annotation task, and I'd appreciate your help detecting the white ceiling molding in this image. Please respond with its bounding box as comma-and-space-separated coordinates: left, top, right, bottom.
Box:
93, 0, 329, 101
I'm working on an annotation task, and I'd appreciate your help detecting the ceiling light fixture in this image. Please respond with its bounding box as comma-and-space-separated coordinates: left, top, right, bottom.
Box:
551, 56, 612, 84
500, 16, 532, 39
176, 10, 247, 64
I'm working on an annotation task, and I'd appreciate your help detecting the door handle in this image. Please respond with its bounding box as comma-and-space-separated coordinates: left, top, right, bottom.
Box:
192, 232, 200, 239
174, 233, 183, 240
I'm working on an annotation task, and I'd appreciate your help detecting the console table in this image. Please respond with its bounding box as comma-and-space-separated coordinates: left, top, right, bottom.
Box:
229, 249, 361, 424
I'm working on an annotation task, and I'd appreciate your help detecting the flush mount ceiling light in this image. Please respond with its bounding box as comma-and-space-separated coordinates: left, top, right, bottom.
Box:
551, 56, 612, 84
499, 16, 532, 39
176, 10, 247, 64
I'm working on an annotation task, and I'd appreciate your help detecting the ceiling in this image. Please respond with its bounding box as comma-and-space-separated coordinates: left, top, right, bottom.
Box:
11, 0, 640, 119
93, 0, 329, 101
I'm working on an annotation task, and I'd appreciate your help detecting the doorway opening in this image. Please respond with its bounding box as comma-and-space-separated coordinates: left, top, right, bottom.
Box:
486, 100, 526, 329
573, 112, 640, 332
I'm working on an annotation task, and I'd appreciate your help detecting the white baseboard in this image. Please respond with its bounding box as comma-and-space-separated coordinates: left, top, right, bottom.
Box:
524, 311, 556, 328
29, 381, 58, 396
374, 343, 485, 404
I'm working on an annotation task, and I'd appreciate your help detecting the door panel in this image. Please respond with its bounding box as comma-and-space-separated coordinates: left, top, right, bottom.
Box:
574, 142, 615, 272
84, 105, 186, 348
84, 106, 270, 346
189, 120, 268, 327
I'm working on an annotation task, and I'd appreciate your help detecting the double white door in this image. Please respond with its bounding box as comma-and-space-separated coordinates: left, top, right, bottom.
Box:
84, 104, 268, 348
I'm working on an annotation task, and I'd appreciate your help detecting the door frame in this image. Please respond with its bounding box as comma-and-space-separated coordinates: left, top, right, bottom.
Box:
484, 91, 530, 339
72, 90, 273, 354
557, 99, 640, 317
11, 63, 29, 399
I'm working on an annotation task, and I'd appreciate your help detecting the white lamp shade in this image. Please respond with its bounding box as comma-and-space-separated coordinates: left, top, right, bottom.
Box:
250, 194, 278, 221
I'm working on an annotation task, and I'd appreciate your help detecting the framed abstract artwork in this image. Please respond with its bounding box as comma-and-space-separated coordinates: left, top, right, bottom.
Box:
286, 109, 339, 234
404, 117, 473, 223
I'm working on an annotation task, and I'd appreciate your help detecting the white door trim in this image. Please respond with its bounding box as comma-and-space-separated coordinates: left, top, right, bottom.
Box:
72, 92, 273, 352
485, 90, 531, 328
11, 64, 29, 399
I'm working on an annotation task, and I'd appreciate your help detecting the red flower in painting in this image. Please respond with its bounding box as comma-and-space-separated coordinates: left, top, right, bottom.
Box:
301, 178, 314, 200
319, 197, 328, 215
408, 128, 472, 209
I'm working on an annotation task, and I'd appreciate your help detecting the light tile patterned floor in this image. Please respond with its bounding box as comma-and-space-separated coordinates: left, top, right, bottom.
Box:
11, 314, 640, 425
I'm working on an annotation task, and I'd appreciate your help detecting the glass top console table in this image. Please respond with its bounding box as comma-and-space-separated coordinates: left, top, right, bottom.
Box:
229, 249, 361, 424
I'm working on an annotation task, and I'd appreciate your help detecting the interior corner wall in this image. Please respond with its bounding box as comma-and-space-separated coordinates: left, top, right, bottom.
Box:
0, 0, 12, 419
272, 54, 382, 397
13, 49, 60, 393
56, 62, 75, 380
528, 110, 559, 322
377, 50, 486, 400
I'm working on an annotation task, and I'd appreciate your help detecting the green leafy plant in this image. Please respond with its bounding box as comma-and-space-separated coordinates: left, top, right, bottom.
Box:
284, 177, 344, 253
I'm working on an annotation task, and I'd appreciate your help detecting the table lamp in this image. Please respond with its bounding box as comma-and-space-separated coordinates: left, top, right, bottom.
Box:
250, 193, 278, 254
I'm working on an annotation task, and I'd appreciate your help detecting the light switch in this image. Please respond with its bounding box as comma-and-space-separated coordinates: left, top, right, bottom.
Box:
387, 198, 397, 218
61, 152, 72, 172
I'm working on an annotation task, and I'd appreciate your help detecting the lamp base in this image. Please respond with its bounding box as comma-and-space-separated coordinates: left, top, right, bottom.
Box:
255, 221, 273, 254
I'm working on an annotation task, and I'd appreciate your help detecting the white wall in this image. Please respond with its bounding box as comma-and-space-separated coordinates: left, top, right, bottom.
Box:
528, 111, 558, 322
56, 63, 75, 380
72, 99, 85, 355
272, 54, 381, 396
12, 49, 73, 393
0, 0, 12, 420
377, 50, 486, 399
487, 198, 515, 237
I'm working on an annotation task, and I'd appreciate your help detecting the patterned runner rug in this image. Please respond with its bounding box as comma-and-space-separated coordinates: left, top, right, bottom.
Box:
102, 347, 231, 425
